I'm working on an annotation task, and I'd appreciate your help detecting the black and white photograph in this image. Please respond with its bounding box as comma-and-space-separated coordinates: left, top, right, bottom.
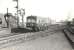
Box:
0, 0, 73, 50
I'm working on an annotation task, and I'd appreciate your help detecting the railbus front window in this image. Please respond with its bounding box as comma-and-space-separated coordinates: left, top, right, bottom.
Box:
27, 19, 36, 23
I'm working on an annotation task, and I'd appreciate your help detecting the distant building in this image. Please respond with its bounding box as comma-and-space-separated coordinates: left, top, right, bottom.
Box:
0, 13, 7, 27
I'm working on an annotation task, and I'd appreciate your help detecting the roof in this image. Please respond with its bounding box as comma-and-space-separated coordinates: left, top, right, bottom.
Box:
27, 15, 37, 20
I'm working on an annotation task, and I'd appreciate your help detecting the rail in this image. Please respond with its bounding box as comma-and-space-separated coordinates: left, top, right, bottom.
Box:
63, 29, 74, 48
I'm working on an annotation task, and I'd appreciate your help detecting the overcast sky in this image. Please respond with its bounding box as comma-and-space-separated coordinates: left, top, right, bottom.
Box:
0, 0, 74, 22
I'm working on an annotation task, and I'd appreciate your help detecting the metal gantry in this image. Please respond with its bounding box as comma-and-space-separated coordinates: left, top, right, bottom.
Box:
13, 0, 19, 27
13, 0, 25, 28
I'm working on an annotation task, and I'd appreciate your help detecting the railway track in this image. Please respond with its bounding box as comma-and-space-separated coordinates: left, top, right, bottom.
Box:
63, 29, 74, 48
0, 32, 34, 49
0, 28, 11, 36
0, 25, 62, 49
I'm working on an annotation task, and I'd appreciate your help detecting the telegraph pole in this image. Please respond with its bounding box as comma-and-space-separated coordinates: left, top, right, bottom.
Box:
7, 8, 8, 15
21, 9, 25, 27
16, 0, 19, 27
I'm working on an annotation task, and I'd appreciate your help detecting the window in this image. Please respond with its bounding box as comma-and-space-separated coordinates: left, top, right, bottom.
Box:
27, 19, 36, 23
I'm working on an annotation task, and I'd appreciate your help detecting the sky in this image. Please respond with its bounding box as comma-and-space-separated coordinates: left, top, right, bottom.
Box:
0, 0, 74, 22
